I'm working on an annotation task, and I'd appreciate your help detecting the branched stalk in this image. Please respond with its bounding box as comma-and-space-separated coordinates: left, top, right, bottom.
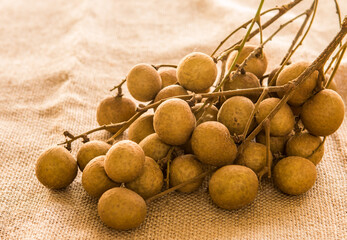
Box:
324, 41, 346, 74
333, 0, 342, 28
325, 42, 346, 88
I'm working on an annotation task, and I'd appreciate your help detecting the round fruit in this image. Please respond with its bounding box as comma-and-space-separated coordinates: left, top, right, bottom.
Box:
177, 52, 217, 92
154, 85, 188, 109
35, 146, 78, 189
286, 132, 324, 165
128, 114, 155, 144
96, 96, 136, 133
192, 103, 218, 123
217, 96, 255, 136
98, 187, 147, 230
191, 121, 237, 166
105, 140, 145, 183
82, 156, 120, 198
76, 140, 111, 171
273, 156, 317, 195
224, 71, 261, 102
169, 154, 204, 193
158, 68, 178, 88
209, 165, 258, 210
139, 133, 171, 162
236, 142, 271, 174
127, 63, 162, 101
154, 98, 196, 145
276, 62, 318, 107
301, 89, 344, 136
256, 132, 289, 155
226, 45, 268, 78
255, 98, 295, 136
126, 157, 163, 199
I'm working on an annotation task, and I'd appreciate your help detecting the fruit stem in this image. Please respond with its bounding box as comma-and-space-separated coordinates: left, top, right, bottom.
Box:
325, 42, 346, 89
324, 41, 346, 74
152, 64, 177, 70
109, 78, 126, 94
264, 120, 272, 178
307, 136, 326, 158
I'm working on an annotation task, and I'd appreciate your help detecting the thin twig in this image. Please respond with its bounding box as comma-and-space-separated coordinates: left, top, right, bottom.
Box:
324, 41, 347, 74
264, 120, 272, 178
152, 64, 177, 70
325, 42, 346, 88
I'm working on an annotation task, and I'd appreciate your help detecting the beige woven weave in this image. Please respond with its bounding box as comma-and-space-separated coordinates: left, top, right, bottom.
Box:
0, 0, 346, 239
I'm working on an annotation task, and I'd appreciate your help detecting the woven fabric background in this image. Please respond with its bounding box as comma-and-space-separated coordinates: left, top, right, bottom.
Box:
0, 0, 346, 239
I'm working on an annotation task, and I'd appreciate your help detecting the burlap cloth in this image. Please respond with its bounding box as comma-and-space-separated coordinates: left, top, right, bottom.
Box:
0, 0, 346, 239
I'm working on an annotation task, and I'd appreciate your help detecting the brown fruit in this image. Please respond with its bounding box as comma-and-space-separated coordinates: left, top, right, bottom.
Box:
154, 85, 188, 109
273, 156, 317, 195
276, 62, 318, 107
177, 52, 217, 92
209, 165, 258, 210
191, 121, 237, 166
105, 140, 145, 183
98, 187, 146, 230
226, 45, 268, 78
191, 103, 218, 123
82, 156, 120, 198
126, 157, 164, 199
127, 63, 162, 101
128, 114, 155, 144
96, 96, 136, 133
286, 132, 324, 165
76, 140, 111, 171
217, 96, 255, 136
139, 133, 171, 161
169, 154, 204, 193
256, 132, 289, 155
35, 146, 78, 189
154, 98, 196, 145
158, 68, 178, 88
255, 98, 295, 136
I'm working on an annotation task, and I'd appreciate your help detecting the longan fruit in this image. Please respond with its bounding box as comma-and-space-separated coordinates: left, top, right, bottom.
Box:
177, 52, 217, 92
191, 103, 218, 123
276, 62, 318, 107
76, 140, 111, 171
35, 146, 78, 189
226, 45, 268, 78
169, 154, 204, 193
105, 140, 145, 183
301, 89, 345, 136
273, 156, 317, 195
154, 98, 196, 145
256, 132, 289, 155
154, 85, 188, 109
209, 165, 258, 210
82, 156, 120, 198
96, 96, 136, 133
126, 157, 164, 199
217, 96, 255, 136
255, 98, 295, 136
128, 114, 155, 144
159, 68, 178, 88
286, 132, 324, 165
191, 121, 237, 166
139, 133, 171, 161
98, 187, 147, 230
224, 71, 261, 102
127, 63, 162, 101
236, 142, 271, 174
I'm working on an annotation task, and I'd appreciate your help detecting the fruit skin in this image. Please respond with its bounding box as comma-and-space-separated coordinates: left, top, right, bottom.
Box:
154, 98, 196, 145
128, 114, 155, 144
255, 98, 295, 136
236, 142, 271, 174
226, 45, 268, 79
127, 63, 162, 102
126, 157, 164, 199
76, 140, 111, 171
96, 96, 136, 133
191, 121, 237, 166
154, 85, 188, 110
301, 89, 345, 136
256, 132, 289, 155
169, 154, 204, 193
35, 146, 78, 189
139, 133, 171, 162
191, 103, 218, 123
177, 52, 217, 92
98, 187, 147, 230
286, 132, 324, 165
273, 156, 317, 195
217, 96, 255, 136
105, 140, 145, 183
276, 62, 318, 107
159, 68, 178, 88
209, 165, 258, 210
224, 71, 261, 102
82, 156, 120, 198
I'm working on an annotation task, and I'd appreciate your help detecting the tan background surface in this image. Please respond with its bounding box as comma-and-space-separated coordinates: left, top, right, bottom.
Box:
0, 0, 346, 239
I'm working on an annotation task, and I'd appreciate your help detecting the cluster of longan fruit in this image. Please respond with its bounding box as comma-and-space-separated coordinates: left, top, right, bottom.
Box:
35, 45, 345, 230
